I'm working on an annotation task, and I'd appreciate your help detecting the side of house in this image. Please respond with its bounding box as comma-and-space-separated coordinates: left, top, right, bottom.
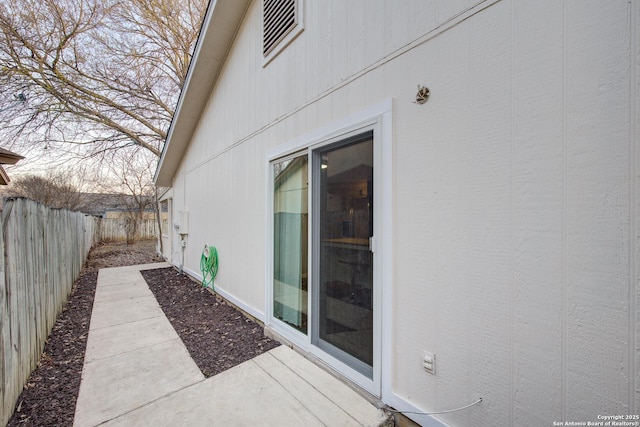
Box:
155, 1, 640, 425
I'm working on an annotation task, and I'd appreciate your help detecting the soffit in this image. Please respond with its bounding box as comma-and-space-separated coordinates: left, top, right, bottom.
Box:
154, 0, 252, 187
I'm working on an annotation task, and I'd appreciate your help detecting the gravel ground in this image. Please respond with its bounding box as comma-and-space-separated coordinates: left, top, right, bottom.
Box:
7, 239, 279, 426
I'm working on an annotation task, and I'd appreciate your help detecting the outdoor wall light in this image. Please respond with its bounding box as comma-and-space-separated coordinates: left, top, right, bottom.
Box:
414, 85, 430, 104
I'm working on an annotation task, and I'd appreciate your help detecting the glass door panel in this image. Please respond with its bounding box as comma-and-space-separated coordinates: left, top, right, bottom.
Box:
273, 155, 308, 334
315, 133, 374, 377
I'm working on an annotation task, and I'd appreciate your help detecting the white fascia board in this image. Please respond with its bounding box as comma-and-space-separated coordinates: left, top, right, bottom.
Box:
154, 0, 251, 187
158, 187, 173, 201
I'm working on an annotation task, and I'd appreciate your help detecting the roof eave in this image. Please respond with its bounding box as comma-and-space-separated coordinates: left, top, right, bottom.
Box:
154, 0, 251, 187
0, 147, 24, 165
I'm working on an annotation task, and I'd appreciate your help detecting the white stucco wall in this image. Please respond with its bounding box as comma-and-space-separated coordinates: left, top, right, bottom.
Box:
166, 0, 639, 425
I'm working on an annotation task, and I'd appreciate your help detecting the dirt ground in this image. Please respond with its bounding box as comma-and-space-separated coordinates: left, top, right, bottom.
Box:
7, 239, 279, 426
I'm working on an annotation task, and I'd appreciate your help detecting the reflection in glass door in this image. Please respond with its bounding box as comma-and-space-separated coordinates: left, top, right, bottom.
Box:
314, 132, 374, 377
273, 155, 308, 334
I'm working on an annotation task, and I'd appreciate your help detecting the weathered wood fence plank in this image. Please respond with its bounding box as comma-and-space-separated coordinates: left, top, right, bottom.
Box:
0, 198, 99, 426
99, 218, 159, 242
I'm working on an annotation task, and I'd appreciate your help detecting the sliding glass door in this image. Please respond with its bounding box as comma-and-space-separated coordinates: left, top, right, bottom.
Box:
272, 131, 375, 379
313, 132, 374, 377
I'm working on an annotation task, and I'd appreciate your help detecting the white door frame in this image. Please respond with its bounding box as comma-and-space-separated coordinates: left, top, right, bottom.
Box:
265, 99, 393, 397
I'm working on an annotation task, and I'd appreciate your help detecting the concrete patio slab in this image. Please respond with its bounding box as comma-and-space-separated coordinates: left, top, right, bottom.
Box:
101, 352, 327, 427
88, 294, 164, 330
84, 316, 181, 363
74, 263, 390, 427
267, 345, 385, 425
74, 338, 203, 427
100, 348, 388, 427
93, 281, 153, 302
96, 262, 169, 286
253, 349, 386, 426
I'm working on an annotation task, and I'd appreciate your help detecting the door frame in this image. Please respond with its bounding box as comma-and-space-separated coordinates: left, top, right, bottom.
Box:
265, 99, 392, 397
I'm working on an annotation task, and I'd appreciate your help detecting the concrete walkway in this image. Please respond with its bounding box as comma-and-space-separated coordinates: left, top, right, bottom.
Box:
73, 263, 389, 427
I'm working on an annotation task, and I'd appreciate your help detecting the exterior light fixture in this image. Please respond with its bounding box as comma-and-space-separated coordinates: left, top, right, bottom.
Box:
414, 85, 430, 104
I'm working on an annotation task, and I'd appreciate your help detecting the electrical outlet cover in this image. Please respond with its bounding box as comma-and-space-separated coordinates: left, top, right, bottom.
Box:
423, 351, 436, 374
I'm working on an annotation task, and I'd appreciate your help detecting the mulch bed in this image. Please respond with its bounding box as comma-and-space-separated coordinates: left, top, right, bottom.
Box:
6, 269, 98, 427
142, 269, 279, 377
7, 240, 279, 426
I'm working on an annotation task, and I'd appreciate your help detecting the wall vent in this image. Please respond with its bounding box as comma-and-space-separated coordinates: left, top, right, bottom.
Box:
263, 0, 297, 57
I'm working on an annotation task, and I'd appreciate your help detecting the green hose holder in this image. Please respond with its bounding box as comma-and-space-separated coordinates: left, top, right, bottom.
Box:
200, 245, 218, 290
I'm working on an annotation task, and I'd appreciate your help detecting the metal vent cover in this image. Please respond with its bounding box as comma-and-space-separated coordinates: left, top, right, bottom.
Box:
263, 0, 296, 56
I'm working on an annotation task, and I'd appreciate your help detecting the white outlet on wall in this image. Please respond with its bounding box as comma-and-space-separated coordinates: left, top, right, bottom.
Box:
423, 351, 436, 375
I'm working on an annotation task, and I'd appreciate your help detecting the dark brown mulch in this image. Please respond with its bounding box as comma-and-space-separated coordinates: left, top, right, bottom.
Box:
7, 239, 278, 426
141, 269, 280, 377
6, 268, 97, 427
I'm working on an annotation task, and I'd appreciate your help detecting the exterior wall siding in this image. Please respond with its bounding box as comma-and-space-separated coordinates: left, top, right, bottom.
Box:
166, 0, 638, 425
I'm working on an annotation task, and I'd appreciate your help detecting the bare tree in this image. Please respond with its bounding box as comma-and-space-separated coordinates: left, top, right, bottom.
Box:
0, 0, 206, 161
97, 149, 158, 244
7, 170, 88, 211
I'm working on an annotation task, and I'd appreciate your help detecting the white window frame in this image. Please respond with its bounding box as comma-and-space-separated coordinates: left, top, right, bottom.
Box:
265, 99, 392, 397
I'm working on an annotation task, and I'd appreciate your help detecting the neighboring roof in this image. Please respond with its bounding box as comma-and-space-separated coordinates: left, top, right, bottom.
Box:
0, 147, 24, 165
0, 147, 24, 185
154, 0, 251, 187
78, 193, 154, 217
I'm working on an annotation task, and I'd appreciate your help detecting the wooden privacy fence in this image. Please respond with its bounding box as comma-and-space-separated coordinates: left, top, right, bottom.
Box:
99, 218, 159, 242
0, 198, 99, 426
